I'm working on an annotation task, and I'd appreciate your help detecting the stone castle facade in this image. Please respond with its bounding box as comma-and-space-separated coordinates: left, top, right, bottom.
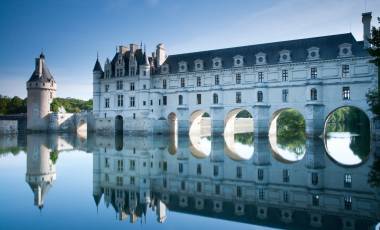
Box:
92, 12, 377, 137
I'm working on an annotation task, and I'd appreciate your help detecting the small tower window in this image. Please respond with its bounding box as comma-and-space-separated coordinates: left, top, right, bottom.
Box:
257, 91, 263, 102
342, 87, 350, 100
213, 93, 218, 104
310, 88, 317, 101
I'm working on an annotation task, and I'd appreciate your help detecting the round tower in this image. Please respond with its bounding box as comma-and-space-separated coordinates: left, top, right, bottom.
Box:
92, 55, 103, 117
26, 53, 56, 131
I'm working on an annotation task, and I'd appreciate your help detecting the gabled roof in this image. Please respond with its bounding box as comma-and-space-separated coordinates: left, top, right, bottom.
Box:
162, 33, 368, 74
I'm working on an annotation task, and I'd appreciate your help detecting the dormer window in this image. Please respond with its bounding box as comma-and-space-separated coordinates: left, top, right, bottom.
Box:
279, 50, 291, 63
179, 61, 187, 72
194, 59, 204, 71
339, 43, 352, 57
233, 55, 244, 67
307, 47, 320, 60
212, 57, 222, 69
255, 52, 266, 65
161, 64, 169, 74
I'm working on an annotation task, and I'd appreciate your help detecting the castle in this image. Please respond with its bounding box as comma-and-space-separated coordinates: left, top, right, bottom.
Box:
26, 53, 89, 133
92, 12, 377, 137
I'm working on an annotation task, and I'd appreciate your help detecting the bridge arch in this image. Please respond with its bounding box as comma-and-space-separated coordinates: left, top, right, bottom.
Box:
224, 108, 253, 135
189, 110, 212, 158
323, 105, 371, 166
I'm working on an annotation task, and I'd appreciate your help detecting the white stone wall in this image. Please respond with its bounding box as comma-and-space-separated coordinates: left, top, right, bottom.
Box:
0, 120, 18, 134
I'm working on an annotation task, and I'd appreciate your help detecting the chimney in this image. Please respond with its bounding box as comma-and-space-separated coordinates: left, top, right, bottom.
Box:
156, 43, 166, 66
362, 12, 372, 48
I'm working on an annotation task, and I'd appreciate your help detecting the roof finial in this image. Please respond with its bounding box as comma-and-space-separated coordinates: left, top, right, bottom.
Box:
97, 51, 99, 60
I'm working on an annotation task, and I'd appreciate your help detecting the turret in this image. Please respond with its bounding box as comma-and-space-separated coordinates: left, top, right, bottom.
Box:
93, 55, 103, 116
156, 43, 167, 66
26, 53, 56, 131
139, 49, 151, 79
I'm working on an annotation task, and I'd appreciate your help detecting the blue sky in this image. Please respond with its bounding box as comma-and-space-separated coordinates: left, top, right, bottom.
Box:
0, 0, 379, 100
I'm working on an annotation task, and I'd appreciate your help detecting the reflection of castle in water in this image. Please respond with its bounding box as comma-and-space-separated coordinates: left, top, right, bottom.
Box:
24, 134, 89, 209
92, 134, 379, 229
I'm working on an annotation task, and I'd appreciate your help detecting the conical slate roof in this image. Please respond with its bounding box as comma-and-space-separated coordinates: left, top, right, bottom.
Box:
93, 58, 103, 72
28, 53, 54, 83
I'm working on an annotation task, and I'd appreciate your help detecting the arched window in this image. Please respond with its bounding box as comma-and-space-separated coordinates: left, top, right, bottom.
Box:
257, 91, 263, 102
178, 95, 183, 105
310, 88, 317, 101
213, 93, 218, 104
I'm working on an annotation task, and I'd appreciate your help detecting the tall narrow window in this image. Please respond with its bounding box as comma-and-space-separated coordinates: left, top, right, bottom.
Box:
344, 173, 352, 188
342, 64, 350, 77
282, 70, 288, 81
312, 172, 318, 185
213, 93, 218, 104
236, 73, 241, 84
310, 88, 317, 101
283, 191, 289, 203
236, 92, 242, 103
312, 194, 319, 206
197, 164, 202, 175
213, 165, 219, 177
258, 188, 264, 200
105, 158, 109, 168
258, 169, 264, 181
181, 181, 185, 190
342, 87, 350, 100
116, 80, 123, 90
236, 186, 242, 198
179, 163, 183, 174
105, 98, 110, 108
117, 160, 124, 172
258, 72, 263, 82
130, 82, 135, 91
215, 75, 220, 85
180, 78, 185, 87
105, 84, 109, 92
257, 91, 263, 102
163, 96, 167, 105
311, 67, 317, 79
197, 76, 201, 87
236, 166, 242, 178
344, 196, 352, 210
215, 184, 220, 195
283, 169, 289, 183
178, 95, 183, 105
282, 89, 288, 102
129, 160, 135, 170
129, 97, 135, 107
163, 79, 167, 89
117, 95, 124, 107
197, 94, 202, 104
196, 182, 202, 192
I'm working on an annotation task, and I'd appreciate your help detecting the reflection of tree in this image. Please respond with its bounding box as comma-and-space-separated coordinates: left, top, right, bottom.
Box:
276, 109, 306, 155
234, 132, 253, 145
368, 158, 380, 188
326, 107, 370, 160
50, 150, 59, 164
236, 110, 252, 118
0, 146, 25, 156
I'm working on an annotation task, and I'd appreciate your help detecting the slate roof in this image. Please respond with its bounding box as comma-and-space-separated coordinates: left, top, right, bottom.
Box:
162, 33, 368, 74
109, 48, 145, 76
28, 54, 55, 83
93, 58, 103, 72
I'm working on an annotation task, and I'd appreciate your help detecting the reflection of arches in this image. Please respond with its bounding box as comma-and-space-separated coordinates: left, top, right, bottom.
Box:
76, 119, 87, 137
189, 133, 211, 159
224, 132, 254, 161
268, 108, 306, 163
115, 115, 123, 134
224, 108, 253, 135
168, 132, 178, 155
189, 110, 211, 136
168, 112, 178, 134
323, 106, 371, 166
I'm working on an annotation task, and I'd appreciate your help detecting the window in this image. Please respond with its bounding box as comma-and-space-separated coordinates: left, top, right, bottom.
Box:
197, 94, 202, 104
236, 92, 242, 103
257, 91, 263, 102
197, 164, 202, 175
312, 194, 319, 206
215, 75, 220, 85
311, 67, 317, 79
117, 160, 124, 172
116, 176, 123, 186
344, 173, 352, 188
312, 172, 318, 185
143, 84, 146, 89
310, 88, 317, 101
129, 160, 135, 170
283, 191, 289, 203
130, 176, 135, 185
105, 84, 109, 92
197, 76, 201, 87
215, 184, 220, 195
116, 80, 123, 90
236, 166, 242, 178
282, 70, 288, 81
213, 93, 218, 104
105, 158, 109, 168
258, 169, 264, 181
105, 98, 110, 108
181, 181, 186, 190
236, 73, 241, 84
130, 82, 135, 91
282, 89, 288, 102
163, 161, 167, 172
163, 96, 167, 106
117, 95, 124, 107
180, 78, 185, 87
163, 178, 167, 188
213, 165, 219, 177
342, 64, 350, 77
163, 79, 167, 89
344, 196, 352, 210
258, 188, 264, 200
283, 169, 289, 183
178, 95, 183, 105
150, 100, 153, 106
179, 163, 183, 174
105, 174, 109, 182
143, 101, 146, 106
236, 186, 242, 198
342, 87, 350, 100
258, 72, 263, 82
129, 97, 135, 107
197, 182, 202, 192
